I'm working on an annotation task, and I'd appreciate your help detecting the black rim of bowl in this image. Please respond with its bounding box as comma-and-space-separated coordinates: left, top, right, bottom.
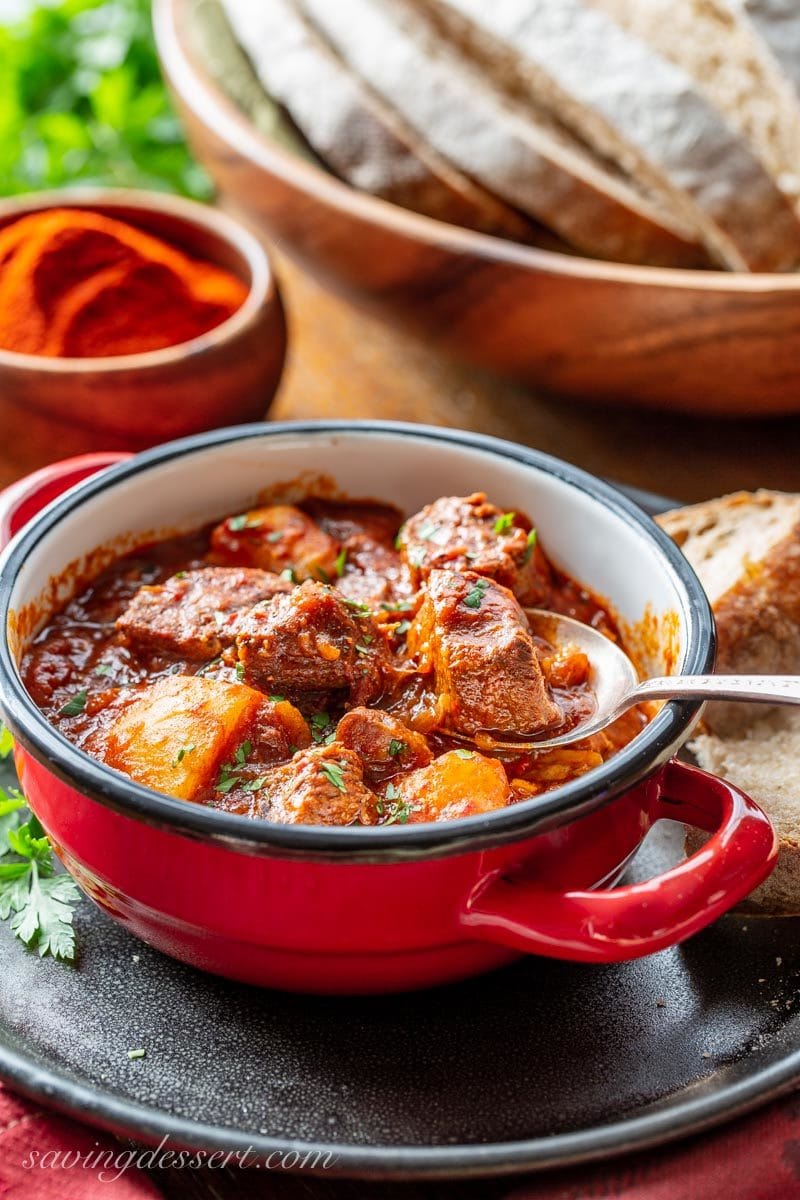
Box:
0, 421, 715, 863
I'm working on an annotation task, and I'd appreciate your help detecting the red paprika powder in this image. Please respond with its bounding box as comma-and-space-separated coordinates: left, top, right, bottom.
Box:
0, 209, 249, 357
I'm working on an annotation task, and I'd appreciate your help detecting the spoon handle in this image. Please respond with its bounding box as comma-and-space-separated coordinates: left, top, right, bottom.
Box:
632, 675, 800, 705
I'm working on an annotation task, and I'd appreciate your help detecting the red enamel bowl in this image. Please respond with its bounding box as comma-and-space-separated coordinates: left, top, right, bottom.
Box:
0, 424, 777, 993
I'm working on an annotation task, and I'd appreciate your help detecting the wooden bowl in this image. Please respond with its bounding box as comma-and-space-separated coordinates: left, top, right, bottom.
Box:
155, 0, 800, 417
0, 188, 286, 472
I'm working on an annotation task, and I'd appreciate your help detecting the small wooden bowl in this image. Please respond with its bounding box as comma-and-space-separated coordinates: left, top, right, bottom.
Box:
156, 0, 800, 417
0, 188, 286, 471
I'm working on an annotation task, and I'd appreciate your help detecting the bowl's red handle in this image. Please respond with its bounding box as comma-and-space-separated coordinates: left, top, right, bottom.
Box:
0, 453, 131, 549
462, 760, 777, 962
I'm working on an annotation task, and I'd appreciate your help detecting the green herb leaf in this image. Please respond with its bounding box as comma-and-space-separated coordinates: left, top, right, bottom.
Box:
394, 620, 411, 636
454, 748, 474, 760
267, 530, 283, 543
171, 744, 195, 768
0, 727, 14, 759
127, 1048, 146, 1060
228, 514, 249, 531
383, 800, 412, 826
235, 662, 245, 681
342, 597, 372, 614
394, 524, 406, 550
59, 689, 88, 717
419, 522, 439, 541
388, 739, 406, 757
334, 548, 347, 577
321, 761, 346, 792
463, 579, 490, 610
94, 663, 113, 677
384, 782, 400, 801
523, 528, 538, 564
0, 791, 25, 853
242, 776, 268, 793
269, 694, 286, 703
0, 806, 80, 962
280, 567, 297, 583
493, 511, 516, 534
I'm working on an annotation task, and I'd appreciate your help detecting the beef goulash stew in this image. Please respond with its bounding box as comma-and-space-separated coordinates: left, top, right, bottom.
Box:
22, 493, 648, 826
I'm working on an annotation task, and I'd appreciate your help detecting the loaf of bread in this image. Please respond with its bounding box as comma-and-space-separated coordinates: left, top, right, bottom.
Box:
298, 0, 707, 266
657, 491, 800, 914
410, 0, 800, 270
220, 0, 533, 239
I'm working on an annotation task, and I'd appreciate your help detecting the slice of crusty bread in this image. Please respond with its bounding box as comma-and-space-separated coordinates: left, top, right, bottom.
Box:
219, 0, 532, 240
657, 490, 800, 736
658, 491, 800, 915
298, 0, 708, 266
591, 0, 800, 210
691, 710, 800, 914
411, 0, 800, 270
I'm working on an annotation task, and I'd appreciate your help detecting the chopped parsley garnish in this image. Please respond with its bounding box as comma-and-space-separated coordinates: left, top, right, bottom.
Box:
394, 524, 406, 550
383, 600, 414, 614
267, 530, 284, 543
172, 744, 195, 768
173, 570, 188, 580
311, 713, 335, 745
215, 741, 253, 793
388, 739, 406, 757
523, 528, 538, 564
269, 694, 286, 703
383, 799, 412, 826
494, 511, 516, 534
419, 522, 439, 541
342, 596, 371, 614
235, 662, 245, 681
384, 782, 401, 801
127, 1048, 146, 1061
395, 620, 411, 637
355, 644, 372, 655
281, 567, 297, 583
315, 566, 331, 584
463, 579, 490, 610
229, 514, 263, 532
242, 776, 268, 793
454, 748, 474, 759
335, 548, 347, 577
321, 761, 347, 792
59, 689, 88, 717
198, 657, 222, 676
94, 663, 113, 677
0, 807, 80, 962
408, 548, 426, 569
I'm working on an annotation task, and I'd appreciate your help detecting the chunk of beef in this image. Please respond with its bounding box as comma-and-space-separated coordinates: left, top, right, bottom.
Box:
235, 580, 387, 703
336, 707, 432, 785
303, 499, 416, 610
210, 504, 340, 582
400, 493, 551, 605
102, 675, 265, 801
116, 567, 291, 662
387, 749, 511, 823
408, 569, 562, 736
254, 744, 375, 826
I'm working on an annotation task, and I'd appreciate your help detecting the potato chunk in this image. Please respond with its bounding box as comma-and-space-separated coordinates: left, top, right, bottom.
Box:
210, 504, 339, 582
390, 750, 511, 823
104, 675, 264, 801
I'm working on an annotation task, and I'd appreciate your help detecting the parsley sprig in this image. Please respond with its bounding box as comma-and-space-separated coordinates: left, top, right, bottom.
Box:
0, 727, 81, 962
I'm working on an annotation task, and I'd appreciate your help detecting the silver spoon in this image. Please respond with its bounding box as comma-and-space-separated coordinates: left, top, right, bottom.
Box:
453, 608, 800, 752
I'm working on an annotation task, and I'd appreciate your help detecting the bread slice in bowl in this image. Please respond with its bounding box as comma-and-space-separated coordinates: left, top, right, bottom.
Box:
410, 0, 800, 270
297, 0, 708, 265
219, 0, 533, 239
591, 0, 800, 212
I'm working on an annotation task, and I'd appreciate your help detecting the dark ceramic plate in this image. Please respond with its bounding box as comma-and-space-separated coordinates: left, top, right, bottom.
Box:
1, 487, 799, 1181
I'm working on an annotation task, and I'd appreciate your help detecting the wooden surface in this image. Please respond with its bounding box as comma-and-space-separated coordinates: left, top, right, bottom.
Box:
270, 252, 800, 503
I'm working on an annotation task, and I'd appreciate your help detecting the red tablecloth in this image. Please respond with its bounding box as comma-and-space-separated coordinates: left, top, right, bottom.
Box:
2, 1081, 799, 1198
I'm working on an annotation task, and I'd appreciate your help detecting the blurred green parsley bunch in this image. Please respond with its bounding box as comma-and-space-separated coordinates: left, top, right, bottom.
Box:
0, 0, 213, 198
